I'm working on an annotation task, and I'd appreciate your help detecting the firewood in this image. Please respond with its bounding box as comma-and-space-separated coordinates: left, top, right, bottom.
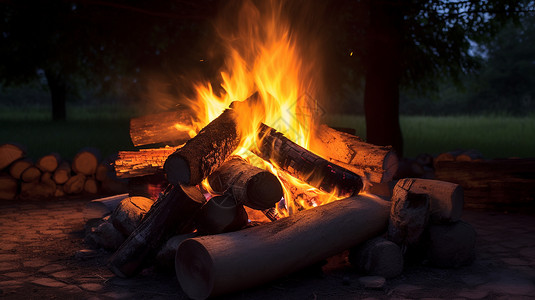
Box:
175, 194, 390, 300
63, 174, 86, 194
83, 193, 130, 221
41, 172, 56, 191
388, 180, 430, 248
164, 107, 241, 186
85, 220, 126, 251
207, 156, 283, 210
127, 173, 167, 200
395, 178, 464, 223
111, 196, 154, 236
95, 162, 110, 181
196, 194, 248, 235
349, 236, 404, 279
36, 153, 61, 173
0, 143, 25, 171
84, 177, 99, 194
9, 158, 32, 180
422, 220, 476, 268
155, 232, 198, 272
435, 158, 535, 208
114, 147, 178, 178
20, 181, 55, 200
456, 149, 483, 162
52, 161, 71, 184
0, 174, 18, 200
20, 165, 41, 183
108, 184, 206, 278
310, 125, 399, 183
72, 148, 100, 176
130, 108, 197, 147
255, 123, 363, 197
54, 186, 65, 197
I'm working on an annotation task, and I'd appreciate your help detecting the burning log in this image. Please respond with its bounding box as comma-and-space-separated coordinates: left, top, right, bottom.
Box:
175, 194, 389, 300
115, 147, 179, 178
254, 123, 363, 197
164, 107, 242, 186
207, 156, 283, 210
130, 108, 197, 147
108, 184, 205, 278
310, 125, 398, 183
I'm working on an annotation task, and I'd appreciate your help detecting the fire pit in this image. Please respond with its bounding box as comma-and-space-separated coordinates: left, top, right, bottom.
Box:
85, 1, 476, 299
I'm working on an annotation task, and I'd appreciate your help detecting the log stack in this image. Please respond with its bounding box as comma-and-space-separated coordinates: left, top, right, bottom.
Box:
99, 98, 486, 299
0, 144, 127, 200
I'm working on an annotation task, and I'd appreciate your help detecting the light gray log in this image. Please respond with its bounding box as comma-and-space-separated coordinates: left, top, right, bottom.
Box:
111, 196, 154, 236
175, 194, 390, 300
349, 236, 404, 279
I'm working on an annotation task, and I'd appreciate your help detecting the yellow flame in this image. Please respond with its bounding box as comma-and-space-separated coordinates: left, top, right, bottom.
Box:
179, 0, 341, 218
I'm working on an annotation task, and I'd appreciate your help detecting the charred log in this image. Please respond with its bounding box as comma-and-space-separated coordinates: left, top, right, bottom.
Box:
254, 123, 363, 197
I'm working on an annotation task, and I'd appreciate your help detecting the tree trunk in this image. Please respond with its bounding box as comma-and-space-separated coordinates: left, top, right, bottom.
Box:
364, 0, 404, 156
44, 69, 67, 121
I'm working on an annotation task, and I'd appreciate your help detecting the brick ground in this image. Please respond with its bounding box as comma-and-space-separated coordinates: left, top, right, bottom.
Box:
0, 196, 534, 299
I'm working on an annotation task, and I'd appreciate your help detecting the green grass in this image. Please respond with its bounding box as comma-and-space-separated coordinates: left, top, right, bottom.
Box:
1, 108, 534, 161
324, 114, 535, 158
0, 107, 137, 160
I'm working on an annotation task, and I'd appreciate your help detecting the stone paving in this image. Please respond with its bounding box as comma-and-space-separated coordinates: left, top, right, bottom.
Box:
0, 196, 534, 299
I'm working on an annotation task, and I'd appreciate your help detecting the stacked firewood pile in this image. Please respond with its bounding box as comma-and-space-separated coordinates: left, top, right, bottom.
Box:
80, 95, 483, 299
0, 144, 127, 201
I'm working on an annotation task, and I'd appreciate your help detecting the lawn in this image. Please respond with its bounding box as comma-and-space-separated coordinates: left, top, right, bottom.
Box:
323, 114, 535, 158
1, 108, 534, 161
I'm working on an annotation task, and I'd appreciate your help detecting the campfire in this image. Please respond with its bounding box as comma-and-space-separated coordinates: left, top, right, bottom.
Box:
82, 1, 474, 299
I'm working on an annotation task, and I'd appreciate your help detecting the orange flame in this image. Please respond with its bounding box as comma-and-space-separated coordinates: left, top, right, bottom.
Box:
179, 0, 341, 217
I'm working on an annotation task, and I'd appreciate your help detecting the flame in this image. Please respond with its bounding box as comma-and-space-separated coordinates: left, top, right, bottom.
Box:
175, 0, 343, 217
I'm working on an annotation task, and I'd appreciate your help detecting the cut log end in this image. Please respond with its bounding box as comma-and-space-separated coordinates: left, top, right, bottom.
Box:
246, 172, 283, 210
163, 156, 191, 185
176, 239, 214, 300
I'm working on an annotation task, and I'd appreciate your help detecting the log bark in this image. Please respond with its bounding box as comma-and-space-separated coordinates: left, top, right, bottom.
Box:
36, 153, 61, 173
130, 108, 197, 147
108, 184, 206, 278
114, 147, 178, 178
196, 194, 248, 235
349, 236, 404, 279
9, 158, 33, 180
0, 174, 18, 200
255, 123, 363, 197
388, 180, 430, 248
395, 178, 464, 223
111, 196, 154, 236
310, 125, 398, 183
175, 194, 390, 300
72, 148, 100, 176
53, 161, 71, 184
0, 143, 25, 171
434, 158, 535, 208
64, 174, 86, 194
20, 165, 41, 183
83, 193, 130, 221
164, 108, 241, 186
207, 156, 283, 210
155, 232, 198, 272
